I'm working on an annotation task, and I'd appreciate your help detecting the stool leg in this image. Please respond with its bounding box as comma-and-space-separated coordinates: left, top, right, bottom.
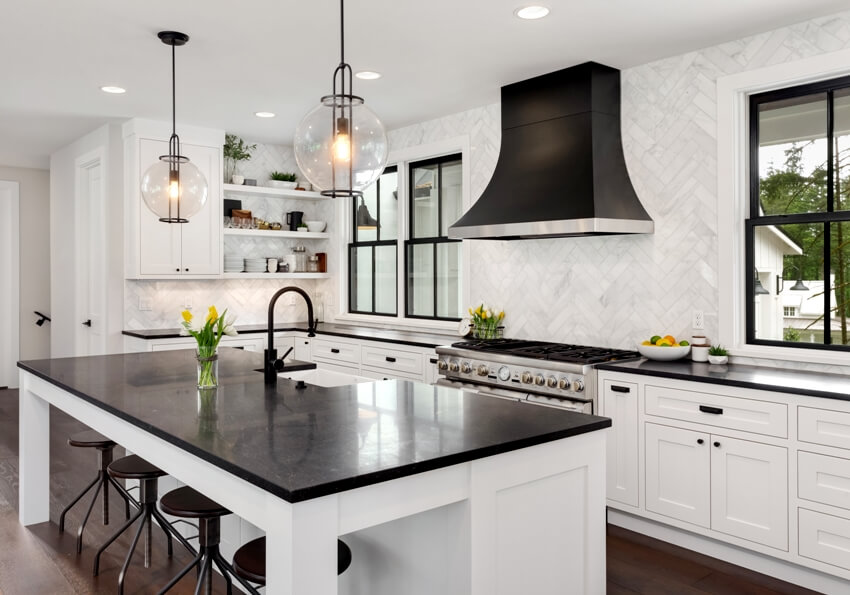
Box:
93, 507, 143, 576
152, 508, 187, 556
76, 478, 103, 554
156, 549, 203, 595
58, 474, 99, 533
118, 508, 148, 595
106, 474, 139, 515
193, 553, 213, 595
98, 447, 114, 525
213, 550, 259, 595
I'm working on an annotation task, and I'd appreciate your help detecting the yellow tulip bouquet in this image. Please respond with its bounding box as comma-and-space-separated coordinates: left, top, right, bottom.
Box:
180, 306, 237, 388
469, 304, 505, 340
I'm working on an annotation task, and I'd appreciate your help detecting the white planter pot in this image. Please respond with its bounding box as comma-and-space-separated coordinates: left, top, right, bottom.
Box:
267, 180, 297, 189
707, 355, 728, 365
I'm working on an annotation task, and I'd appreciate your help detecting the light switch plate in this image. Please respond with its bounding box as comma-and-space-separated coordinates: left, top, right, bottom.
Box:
139, 298, 152, 311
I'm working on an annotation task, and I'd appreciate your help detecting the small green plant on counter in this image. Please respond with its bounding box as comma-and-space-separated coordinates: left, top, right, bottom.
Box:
270, 171, 297, 182
708, 344, 728, 356
298, 222, 308, 229
223, 134, 256, 182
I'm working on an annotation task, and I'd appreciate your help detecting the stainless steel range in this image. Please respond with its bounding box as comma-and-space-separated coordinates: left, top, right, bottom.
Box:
435, 339, 640, 414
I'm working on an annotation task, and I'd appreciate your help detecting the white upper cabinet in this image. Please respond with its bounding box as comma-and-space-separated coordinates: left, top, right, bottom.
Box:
124, 119, 223, 278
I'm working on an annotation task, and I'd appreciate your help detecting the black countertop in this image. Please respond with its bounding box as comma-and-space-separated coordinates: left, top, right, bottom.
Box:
18, 349, 610, 503
597, 359, 850, 402
123, 322, 456, 349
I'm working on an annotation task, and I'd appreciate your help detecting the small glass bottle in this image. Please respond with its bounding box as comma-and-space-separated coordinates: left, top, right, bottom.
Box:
292, 245, 307, 272
307, 255, 319, 273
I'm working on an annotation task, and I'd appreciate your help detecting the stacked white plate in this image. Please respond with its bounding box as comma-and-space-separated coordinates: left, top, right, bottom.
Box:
244, 257, 268, 273
224, 256, 244, 273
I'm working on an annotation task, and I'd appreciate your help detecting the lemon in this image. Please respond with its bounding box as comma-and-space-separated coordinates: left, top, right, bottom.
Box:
657, 339, 672, 346
641, 340, 652, 346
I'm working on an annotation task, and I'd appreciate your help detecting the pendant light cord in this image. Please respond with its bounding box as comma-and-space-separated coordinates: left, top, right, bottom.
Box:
171, 40, 177, 137
339, 0, 345, 66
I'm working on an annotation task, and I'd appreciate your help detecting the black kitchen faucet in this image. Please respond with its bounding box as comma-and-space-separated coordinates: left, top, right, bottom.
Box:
265, 287, 315, 384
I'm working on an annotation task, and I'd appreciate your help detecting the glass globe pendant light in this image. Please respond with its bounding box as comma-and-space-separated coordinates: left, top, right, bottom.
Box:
294, 0, 388, 198
140, 31, 208, 223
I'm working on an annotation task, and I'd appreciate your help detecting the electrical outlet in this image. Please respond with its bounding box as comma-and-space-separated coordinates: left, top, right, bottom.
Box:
287, 294, 297, 306
139, 298, 152, 311
692, 310, 705, 330
184, 297, 192, 311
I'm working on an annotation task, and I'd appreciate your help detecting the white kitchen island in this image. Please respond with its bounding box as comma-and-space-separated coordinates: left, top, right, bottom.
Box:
18, 348, 609, 594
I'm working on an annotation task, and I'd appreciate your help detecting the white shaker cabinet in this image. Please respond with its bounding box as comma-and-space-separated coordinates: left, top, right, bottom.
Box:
124, 119, 223, 278
600, 379, 639, 508
645, 423, 711, 528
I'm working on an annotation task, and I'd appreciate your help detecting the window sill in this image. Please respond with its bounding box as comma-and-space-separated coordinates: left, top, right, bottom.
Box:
332, 312, 461, 336
731, 343, 850, 370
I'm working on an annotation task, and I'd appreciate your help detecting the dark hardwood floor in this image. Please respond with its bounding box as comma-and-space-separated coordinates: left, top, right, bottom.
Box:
0, 388, 826, 594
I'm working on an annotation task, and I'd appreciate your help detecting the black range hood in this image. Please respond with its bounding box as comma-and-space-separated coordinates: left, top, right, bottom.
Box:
448, 62, 653, 240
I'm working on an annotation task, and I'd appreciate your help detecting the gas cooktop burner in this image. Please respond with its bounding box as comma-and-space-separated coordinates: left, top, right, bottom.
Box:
450, 339, 639, 365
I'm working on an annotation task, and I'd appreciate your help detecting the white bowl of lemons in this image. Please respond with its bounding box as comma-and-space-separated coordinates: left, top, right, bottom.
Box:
637, 334, 691, 361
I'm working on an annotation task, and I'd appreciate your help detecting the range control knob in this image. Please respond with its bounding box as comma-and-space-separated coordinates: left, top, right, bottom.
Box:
571, 379, 585, 392
460, 361, 472, 374
533, 374, 545, 386
558, 377, 569, 390
521, 371, 533, 384
437, 359, 448, 371
477, 364, 489, 376
546, 376, 558, 388
449, 360, 460, 373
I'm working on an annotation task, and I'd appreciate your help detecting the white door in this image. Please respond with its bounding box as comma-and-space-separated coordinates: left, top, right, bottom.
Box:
0, 181, 19, 388
75, 155, 107, 356
645, 423, 710, 528
138, 138, 182, 275
601, 379, 639, 507
710, 435, 788, 550
179, 142, 220, 275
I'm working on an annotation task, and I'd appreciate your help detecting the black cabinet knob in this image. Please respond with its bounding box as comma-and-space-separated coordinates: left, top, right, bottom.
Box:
330, 348, 340, 354
175, 268, 180, 272
713, 441, 721, 448
185, 268, 189, 272
697, 439, 704, 445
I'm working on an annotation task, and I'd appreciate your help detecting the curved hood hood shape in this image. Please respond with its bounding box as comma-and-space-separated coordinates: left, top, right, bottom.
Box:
448, 62, 653, 240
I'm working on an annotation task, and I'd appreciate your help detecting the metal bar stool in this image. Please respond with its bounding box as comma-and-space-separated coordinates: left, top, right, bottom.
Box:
156, 486, 260, 595
232, 535, 353, 589
58, 430, 133, 553
92, 455, 195, 595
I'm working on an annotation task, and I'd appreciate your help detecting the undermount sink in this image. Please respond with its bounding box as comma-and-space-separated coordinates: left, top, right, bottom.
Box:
278, 368, 374, 388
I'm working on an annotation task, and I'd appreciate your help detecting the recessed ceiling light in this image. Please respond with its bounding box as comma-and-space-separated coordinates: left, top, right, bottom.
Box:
255, 111, 276, 118
100, 85, 126, 94
515, 6, 550, 19
355, 71, 382, 80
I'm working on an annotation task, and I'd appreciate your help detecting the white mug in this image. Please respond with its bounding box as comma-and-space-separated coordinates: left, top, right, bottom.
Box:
691, 345, 709, 362
267, 258, 278, 273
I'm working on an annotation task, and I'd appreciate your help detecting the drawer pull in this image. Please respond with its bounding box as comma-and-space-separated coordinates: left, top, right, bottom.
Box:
611, 385, 631, 393
429, 358, 438, 364
330, 348, 340, 354
697, 438, 704, 445
699, 405, 723, 415
386, 356, 397, 363
714, 441, 721, 448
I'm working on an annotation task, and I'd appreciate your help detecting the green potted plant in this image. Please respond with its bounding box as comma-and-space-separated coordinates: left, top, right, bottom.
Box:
269, 171, 298, 189
707, 344, 728, 365
223, 134, 256, 184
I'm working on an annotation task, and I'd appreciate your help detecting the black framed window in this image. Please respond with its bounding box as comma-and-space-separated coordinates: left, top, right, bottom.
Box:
748, 76, 850, 350
405, 154, 463, 320
349, 166, 398, 316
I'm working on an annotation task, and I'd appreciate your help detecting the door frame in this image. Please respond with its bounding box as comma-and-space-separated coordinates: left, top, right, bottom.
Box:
0, 180, 20, 388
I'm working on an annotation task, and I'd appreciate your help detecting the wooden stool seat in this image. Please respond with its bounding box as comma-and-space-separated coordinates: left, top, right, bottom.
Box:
232, 536, 352, 585
107, 454, 167, 480
159, 486, 230, 518
68, 430, 115, 449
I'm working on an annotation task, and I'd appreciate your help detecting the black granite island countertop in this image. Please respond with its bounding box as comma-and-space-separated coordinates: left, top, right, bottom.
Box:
18, 348, 610, 503
123, 322, 457, 349
597, 358, 850, 402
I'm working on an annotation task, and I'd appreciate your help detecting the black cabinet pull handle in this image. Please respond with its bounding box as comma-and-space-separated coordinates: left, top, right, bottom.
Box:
611, 385, 630, 393
697, 438, 704, 445
699, 405, 723, 415
429, 358, 437, 364
386, 356, 396, 363
714, 441, 721, 448
330, 348, 340, 354
82, 319, 92, 327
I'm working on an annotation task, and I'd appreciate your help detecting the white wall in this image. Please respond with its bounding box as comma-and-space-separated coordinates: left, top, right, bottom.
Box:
50, 124, 124, 357
0, 166, 50, 361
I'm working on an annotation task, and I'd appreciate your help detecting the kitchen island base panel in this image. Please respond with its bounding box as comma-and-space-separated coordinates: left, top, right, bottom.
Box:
608, 510, 850, 595
19, 368, 608, 594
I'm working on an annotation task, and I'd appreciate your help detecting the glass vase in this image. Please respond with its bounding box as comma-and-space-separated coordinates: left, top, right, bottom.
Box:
196, 348, 219, 388
471, 324, 504, 340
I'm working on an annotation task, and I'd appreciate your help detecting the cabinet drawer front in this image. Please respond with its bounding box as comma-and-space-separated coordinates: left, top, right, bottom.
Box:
311, 338, 360, 364
359, 366, 423, 382
799, 407, 850, 451
799, 451, 850, 510
645, 385, 787, 438
799, 508, 850, 571
361, 344, 423, 375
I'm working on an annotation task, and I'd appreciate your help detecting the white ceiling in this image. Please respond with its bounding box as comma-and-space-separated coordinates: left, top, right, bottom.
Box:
2, 0, 848, 169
